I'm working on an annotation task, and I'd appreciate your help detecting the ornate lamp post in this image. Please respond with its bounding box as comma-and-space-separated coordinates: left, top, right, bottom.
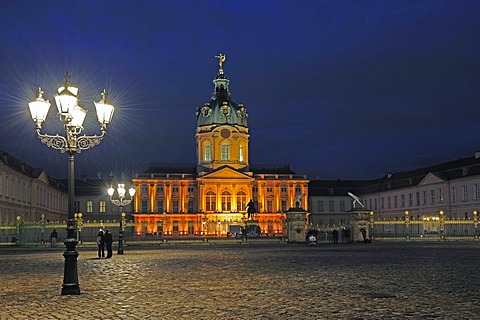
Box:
107, 183, 136, 254
28, 73, 114, 295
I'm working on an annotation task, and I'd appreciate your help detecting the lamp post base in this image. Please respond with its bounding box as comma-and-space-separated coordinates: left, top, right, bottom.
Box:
61, 219, 80, 295
118, 233, 124, 254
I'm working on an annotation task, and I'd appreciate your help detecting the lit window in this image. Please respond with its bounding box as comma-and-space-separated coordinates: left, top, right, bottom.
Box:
206, 190, 216, 211
221, 190, 231, 211
237, 191, 247, 211
221, 143, 230, 161
205, 144, 212, 162
99, 200, 106, 213
86, 200, 93, 213
239, 144, 244, 162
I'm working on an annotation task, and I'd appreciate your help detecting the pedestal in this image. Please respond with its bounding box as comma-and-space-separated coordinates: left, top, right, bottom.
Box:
285, 206, 308, 243
348, 210, 371, 243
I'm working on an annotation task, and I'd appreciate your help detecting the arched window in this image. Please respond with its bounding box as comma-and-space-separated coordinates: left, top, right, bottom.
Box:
221, 143, 230, 161
221, 190, 231, 211
239, 144, 244, 162
206, 190, 216, 211
237, 190, 247, 211
204, 144, 212, 162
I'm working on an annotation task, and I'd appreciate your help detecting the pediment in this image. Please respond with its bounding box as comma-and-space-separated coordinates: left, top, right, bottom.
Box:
417, 172, 445, 186
36, 170, 49, 184
198, 166, 254, 181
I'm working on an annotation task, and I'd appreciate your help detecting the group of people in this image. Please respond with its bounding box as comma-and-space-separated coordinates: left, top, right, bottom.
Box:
96, 229, 113, 258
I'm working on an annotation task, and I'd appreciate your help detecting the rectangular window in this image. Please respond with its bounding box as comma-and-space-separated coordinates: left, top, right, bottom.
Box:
462, 185, 468, 201
99, 200, 106, 213
374, 198, 377, 210
394, 195, 398, 208
329, 219, 335, 225
266, 187, 273, 192
221, 144, 230, 160
267, 200, 273, 212
281, 200, 287, 212
416, 192, 420, 206
239, 145, 243, 162
439, 188, 444, 203
188, 199, 194, 213
156, 185, 163, 193
318, 200, 324, 212
157, 200, 164, 212
141, 184, 148, 195
430, 190, 435, 204
328, 200, 334, 212
340, 200, 345, 211
387, 197, 391, 209
173, 200, 179, 213
401, 194, 405, 208
86, 200, 93, 213
5, 176, 9, 197
74, 201, 80, 213
368, 199, 372, 210
381, 197, 384, 209
422, 191, 427, 205
451, 187, 456, 202
281, 187, 287, 193
205, 145, 212, 161
408, 193, 413, 207
141, 200, 148, 212
474, 184, 480, 200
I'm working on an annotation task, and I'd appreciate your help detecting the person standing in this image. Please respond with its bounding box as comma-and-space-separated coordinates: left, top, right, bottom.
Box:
104, 229, 113, 258
97, 230, 105, 258
50, 229, 58, 247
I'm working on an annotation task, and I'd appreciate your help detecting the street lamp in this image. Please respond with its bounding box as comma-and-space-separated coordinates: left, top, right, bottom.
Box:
28, 73, 114, 295
107, 183, 136, 254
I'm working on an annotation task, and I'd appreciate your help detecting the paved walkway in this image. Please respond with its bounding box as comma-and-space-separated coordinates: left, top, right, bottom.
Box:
1, 241, 480, 319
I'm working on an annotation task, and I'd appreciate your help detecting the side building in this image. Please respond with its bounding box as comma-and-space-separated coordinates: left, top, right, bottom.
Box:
0, 149, 67, 225
360, 153, 480, 231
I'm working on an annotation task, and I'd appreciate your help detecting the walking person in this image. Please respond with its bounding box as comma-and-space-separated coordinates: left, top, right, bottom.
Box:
50, 229, 58, 247
104, 229, 113, 258
97, 230, 105, 258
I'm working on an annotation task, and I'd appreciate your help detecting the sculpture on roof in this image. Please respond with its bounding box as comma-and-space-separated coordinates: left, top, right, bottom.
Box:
347, 192, 365, 208
215, 53, 226, 73
295, 193, 305, 208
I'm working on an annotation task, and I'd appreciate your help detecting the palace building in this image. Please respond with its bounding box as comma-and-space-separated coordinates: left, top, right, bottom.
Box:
131, 55, 309, 237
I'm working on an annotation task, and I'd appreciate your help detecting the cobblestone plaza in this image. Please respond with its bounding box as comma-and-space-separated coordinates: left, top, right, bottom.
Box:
1, 241, 480, 319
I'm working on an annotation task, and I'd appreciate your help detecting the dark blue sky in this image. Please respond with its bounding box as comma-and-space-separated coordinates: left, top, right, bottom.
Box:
1, 0, 479, 180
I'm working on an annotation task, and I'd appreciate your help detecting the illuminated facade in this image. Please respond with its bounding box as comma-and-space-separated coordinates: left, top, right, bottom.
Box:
132, 56, 309, 237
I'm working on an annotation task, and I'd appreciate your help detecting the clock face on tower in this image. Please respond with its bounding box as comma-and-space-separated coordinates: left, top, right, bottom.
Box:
220, 129, 230, 138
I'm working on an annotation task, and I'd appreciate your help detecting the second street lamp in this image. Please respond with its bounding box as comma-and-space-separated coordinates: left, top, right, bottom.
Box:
28, 73, 114, 295
108, 184, 136, 254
